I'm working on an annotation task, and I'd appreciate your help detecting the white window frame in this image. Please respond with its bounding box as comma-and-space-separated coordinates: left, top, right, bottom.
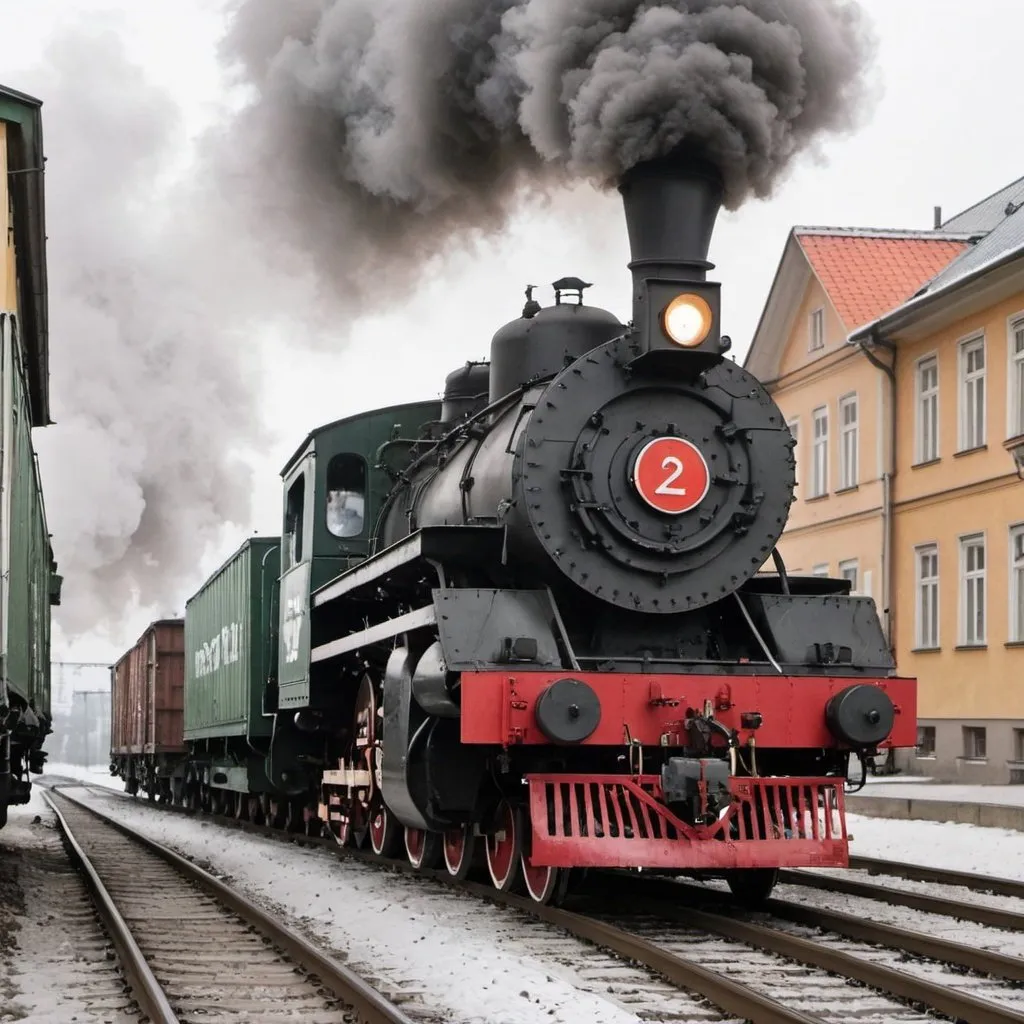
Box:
811, 563, 829, 578
1008, 313, 1024, 440
1011, 523, 1024, 644
915, 543, 939, 650
838, 392, 858, 489
811, 405, 829, 497
958, 333, 986, 451
808, 307, 825, 352
915, 353, 939, 464
959, 532, 987, 647
839, 558, 859, 594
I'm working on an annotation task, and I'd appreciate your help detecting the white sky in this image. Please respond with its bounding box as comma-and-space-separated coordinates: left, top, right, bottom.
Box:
4, 0, 1024, 661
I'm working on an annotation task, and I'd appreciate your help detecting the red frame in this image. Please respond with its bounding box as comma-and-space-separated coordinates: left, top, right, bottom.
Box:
526, 773, 849, 869
460, 671, 916, 750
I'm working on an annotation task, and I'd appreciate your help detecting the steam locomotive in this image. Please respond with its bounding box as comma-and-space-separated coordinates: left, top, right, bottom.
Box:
111, 150, 917, 904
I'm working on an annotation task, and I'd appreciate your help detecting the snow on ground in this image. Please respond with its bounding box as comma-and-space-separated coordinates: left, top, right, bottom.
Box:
63, 786, 652, 1024
843, 811, 1024, 877
41, 763, 124, 792
858, 778, 1024, 806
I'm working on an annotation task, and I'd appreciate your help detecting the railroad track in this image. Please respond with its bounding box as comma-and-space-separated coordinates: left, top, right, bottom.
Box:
43, 788, 423, 1024
47, 780, 1024, 1024
607, 875, 1024, 1024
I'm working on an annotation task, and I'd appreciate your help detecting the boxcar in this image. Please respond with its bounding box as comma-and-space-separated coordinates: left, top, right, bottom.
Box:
182, 537, 280, 817
109, 620, 185, 798
0, 85, 61, 829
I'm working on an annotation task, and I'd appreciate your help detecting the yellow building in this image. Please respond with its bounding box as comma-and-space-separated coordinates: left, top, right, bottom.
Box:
747, 185, 1024, 784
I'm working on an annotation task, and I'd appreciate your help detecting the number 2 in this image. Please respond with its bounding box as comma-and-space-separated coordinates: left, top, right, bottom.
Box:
655, 456, 687, 496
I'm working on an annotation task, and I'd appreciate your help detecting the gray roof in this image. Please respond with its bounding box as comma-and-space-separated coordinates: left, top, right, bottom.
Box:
919, 203, 1024, 296
940, 173, 1024, 233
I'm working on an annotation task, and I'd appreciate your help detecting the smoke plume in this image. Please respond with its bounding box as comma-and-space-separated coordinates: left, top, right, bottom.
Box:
33, 27, 277, 638
214, 0, 876, 309
34, 1, 875, 643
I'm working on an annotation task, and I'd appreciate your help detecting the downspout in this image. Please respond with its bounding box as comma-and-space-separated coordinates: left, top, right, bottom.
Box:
855, 330, 897, 652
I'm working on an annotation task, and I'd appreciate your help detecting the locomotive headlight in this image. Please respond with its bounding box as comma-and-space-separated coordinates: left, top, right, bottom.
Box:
662, 293, 713, 347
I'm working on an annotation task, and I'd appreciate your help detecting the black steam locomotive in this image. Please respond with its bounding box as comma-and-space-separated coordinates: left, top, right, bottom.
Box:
303, 151, 916, 903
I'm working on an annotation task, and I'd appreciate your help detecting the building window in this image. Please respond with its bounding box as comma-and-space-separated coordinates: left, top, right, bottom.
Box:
958, 334, 986, 451
962, 725, 987, 761
1014, 728, 1024, 763
811, 406, 828, 497
809, 307, 824, 351
811, 563, 829, 577
916, 355, 939, 463
325, 454, 367, 539
915, 543, 939, 649
1011, 317, 1024, 439
916, 726, 936, 758
959, 533, 986, 646
839, 558, 859, 594
1011, 524, 1024, 643
838, 393, 858, 489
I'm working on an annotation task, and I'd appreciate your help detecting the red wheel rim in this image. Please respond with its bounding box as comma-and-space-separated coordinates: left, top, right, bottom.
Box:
370, 804, 390, 855
521, 856, 560, 904
405, 827, 425, 866
443, 828, 465, 874
486, 802, 520, 891
443, 826, 475, 880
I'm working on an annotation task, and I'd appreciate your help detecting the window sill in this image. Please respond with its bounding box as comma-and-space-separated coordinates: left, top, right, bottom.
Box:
1006, 641, 1024, 648
835, 484, 859, 494
915, 754, 937, 760
958, 757, 989, 764
954, 444, 987, 458
805, 493, 829, 503
911, 646, 941, 654
954, 644, 988, 651
911, 458, 940, 470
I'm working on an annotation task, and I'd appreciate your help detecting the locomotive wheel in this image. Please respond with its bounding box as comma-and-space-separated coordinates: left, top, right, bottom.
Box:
404, 827, 442, 870
485, 800, 523, 893
248, 795, 264, 824
369, 799, 400, 858
304, 805, 323, 838
521, 858, 569, 906
443, 826, 476, 880
726, 868, 779, 906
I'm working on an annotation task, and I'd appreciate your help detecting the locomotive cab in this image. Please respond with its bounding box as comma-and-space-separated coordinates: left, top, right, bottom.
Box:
268, 401, 440, 795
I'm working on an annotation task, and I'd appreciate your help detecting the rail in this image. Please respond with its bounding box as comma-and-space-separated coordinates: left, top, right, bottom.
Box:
46, 787, 416, 1024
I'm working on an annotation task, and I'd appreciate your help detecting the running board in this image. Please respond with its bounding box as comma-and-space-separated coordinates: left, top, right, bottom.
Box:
312, 525, 506, 608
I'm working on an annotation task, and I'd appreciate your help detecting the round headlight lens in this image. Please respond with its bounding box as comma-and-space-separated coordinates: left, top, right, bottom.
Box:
662, 294, 713, 347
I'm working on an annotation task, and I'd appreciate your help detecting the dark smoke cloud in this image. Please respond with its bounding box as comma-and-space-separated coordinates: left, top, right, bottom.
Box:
214, 0, 876, 310
33, 1, 875, 642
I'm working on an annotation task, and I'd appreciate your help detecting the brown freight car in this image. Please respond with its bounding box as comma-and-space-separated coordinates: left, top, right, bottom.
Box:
109, 619, 187, 799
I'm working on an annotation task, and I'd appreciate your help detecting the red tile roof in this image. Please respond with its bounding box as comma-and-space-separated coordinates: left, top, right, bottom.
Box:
796, 233, 969, 330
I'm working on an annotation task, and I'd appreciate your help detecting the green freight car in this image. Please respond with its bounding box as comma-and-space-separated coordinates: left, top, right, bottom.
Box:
0, 85, 61, 829
182, 537, 283, 821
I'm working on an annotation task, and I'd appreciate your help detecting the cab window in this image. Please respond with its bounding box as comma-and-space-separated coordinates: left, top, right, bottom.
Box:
285, 474, 305, 569
326, 454, 367, 539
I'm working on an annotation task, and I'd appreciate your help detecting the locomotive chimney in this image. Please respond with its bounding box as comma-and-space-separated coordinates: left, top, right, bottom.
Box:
618, 150, 728, 367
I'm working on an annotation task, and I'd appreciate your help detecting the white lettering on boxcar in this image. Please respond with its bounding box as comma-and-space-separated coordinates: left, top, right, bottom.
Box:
194, 621, 244, 678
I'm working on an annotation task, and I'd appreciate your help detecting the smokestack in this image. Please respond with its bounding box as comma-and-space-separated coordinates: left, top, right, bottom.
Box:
618, 151, 726, 367
933, 206, 942, 230
619, 152, 725, 285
